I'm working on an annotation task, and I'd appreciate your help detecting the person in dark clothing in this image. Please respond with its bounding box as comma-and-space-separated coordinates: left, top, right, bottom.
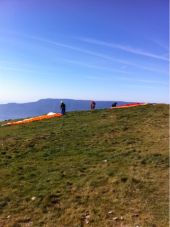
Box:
112, 102, 117, 107
90, 101, 96, 110
60, 101, 66, 115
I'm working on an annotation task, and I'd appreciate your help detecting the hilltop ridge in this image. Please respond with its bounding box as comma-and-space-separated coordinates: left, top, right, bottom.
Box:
0, 98, 128, 121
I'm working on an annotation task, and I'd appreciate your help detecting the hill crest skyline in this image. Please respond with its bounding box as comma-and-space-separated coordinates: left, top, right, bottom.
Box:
0, 98, 128, 121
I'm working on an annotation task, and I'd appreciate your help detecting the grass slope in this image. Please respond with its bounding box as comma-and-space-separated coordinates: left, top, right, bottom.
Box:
0, 104, 169, 227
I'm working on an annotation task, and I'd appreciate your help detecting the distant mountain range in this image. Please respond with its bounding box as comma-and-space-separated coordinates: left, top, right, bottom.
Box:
0, 99, 129, 121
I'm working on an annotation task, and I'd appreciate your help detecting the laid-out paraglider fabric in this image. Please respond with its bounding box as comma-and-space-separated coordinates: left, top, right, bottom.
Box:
111, 103, 147, 109
2, 113, 62, 126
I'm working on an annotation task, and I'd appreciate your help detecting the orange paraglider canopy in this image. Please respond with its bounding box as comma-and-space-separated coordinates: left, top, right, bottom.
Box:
2, 112, 62, 126
111, 103, 148, 109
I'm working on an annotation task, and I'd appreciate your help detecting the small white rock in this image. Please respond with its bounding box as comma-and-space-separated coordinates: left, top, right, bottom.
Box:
85, 219, 89, 224
7, 215, 11, 219
108, 210, 113, 214
31, 196, 36, 201
103, 160, 108, 163
113, 217, 118, 221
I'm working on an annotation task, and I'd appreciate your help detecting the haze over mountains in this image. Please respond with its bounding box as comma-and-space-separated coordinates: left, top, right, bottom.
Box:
0, 99, 128, 121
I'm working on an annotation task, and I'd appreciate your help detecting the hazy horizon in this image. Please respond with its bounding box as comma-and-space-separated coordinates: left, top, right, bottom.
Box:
0, 97, 169, 106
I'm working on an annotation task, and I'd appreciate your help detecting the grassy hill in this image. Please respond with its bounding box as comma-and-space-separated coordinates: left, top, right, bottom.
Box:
0, 104, 169, 227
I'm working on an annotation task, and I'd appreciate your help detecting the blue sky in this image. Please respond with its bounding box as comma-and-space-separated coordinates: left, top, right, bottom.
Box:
0, 0, 169, 103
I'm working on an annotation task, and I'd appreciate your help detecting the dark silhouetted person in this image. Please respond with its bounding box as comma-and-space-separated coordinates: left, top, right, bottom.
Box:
60, 101, 66, 115
90, 101, 96, 110
112, 102, 117, 107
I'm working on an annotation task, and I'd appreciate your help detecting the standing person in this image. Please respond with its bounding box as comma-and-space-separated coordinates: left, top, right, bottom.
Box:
90, 100, 96, 110
60, 101, 66, 115
112, 102, 117, 107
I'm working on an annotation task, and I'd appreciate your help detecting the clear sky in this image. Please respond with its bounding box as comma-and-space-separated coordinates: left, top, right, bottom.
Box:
0, 0, 169, 104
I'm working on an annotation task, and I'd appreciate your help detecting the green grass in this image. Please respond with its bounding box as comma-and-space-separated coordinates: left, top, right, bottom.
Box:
0, 104, 169, 227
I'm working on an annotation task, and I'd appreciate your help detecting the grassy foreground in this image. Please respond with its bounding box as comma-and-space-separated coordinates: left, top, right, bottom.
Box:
0, 104, 169, 227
